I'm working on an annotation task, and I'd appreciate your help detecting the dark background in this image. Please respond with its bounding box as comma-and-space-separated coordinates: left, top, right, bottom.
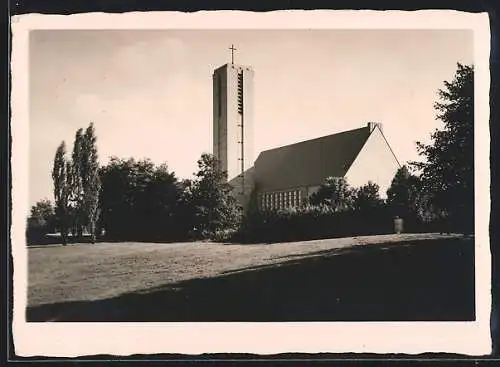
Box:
6, 0, 499, 363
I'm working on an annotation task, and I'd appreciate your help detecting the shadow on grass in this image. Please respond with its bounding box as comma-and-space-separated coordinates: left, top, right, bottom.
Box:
27, 237, 475, 322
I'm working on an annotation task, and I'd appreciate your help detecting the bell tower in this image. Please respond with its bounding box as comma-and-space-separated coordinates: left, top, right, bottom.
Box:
212, 46, 254, 208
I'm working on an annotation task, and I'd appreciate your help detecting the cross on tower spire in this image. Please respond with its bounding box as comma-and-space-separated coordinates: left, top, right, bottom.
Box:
229, 44, 237, 64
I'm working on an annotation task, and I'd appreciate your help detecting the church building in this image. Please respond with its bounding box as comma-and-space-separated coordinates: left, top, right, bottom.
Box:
213, 52, 401, 211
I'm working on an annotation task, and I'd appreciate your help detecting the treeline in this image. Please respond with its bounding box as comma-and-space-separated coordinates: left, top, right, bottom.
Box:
236, 166, 456, 244
27, 145, 241, 245
238, 179, 391, 243
27, 63, 474, 244
97, 154, 240, 242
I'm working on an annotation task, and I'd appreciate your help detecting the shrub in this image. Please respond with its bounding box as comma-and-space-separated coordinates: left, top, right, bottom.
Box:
235, 203, 397, 244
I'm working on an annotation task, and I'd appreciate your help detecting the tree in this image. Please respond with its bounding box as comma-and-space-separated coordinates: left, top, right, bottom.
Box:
99, 157, 149, 240
143, 163, 182, 240
27, 199, 56, 243
411, 63, 474, 233
353, 181, 383, 211
81, 123, 101, 243
29, 199, 56, 228
175, 178, 198, 237
70, 128, 85, 237
387, 166, 419, 216
309, 176, 355, 211
52, 141, 71, 245
386, 166, 435, 229
99, 157, 182, 241
190, 153, 240, 239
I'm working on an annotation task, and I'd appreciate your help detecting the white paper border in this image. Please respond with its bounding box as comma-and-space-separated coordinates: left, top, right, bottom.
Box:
11, 10, 491, 357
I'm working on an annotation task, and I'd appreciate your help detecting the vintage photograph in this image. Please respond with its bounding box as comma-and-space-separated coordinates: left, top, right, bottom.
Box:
11, 10, 491, 356
24, 27, 477, 323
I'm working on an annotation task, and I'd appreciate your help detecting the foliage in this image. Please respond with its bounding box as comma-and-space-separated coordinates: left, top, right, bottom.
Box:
386, 166, 442, 231
234, 170, 454, 243
98, 153, 240, 242
386, 165, 423, 218
309, 177, 355, 211
99, 157, 183, 241
236, 177, 389, 243
81, 123, 101, 243
235, 203, 394, 244
52, 142, 71, 245
189, 153, 241, 239
29, 199, 56, 228
49, 123, 102, 244
26, 199, 56, 244
70, 128, 85, 237
411, 63, 474, 233
353, 181, 383, 211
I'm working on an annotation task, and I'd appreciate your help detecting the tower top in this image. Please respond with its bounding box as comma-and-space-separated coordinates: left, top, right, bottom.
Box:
229, 44, 237, 64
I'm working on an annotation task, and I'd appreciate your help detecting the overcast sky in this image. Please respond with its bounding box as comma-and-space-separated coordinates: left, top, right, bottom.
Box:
29, 29, 473, 207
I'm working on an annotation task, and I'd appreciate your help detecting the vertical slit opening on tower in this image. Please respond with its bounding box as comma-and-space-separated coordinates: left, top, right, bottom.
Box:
237, 70, 245, 201
217, 75, 222, 117
237, 71, 244, 115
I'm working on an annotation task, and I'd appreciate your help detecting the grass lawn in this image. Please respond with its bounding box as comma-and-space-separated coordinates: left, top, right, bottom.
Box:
27, 233, 475, 322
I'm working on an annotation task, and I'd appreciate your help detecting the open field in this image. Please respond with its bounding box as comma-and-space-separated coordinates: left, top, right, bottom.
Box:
26, 233, 475, 322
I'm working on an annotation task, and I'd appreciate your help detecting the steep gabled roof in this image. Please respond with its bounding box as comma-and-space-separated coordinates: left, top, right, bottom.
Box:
253, 126, 372, 191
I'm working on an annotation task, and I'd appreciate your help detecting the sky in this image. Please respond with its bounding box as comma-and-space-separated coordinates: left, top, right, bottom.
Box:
29, 29, 473, 207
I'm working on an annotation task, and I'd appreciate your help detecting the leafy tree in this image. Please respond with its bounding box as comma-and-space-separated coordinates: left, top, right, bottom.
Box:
386, 166, 436, 230
387, 166, 419, 216
53, 123, 102, 243
27, 199, 56, 243
99, 157, 182, 241
353, 181, 383, 211
143, 163, 182, 240
81, 123, 101, 243
175, 178, 198, 237
309, 176, 355, 211
190, 153, 240, 239
99, 157, 148, 239
52, 141, 71, 245
70, 128, 85, 237
411, 63, 474, 233
29, 199, 55, 227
